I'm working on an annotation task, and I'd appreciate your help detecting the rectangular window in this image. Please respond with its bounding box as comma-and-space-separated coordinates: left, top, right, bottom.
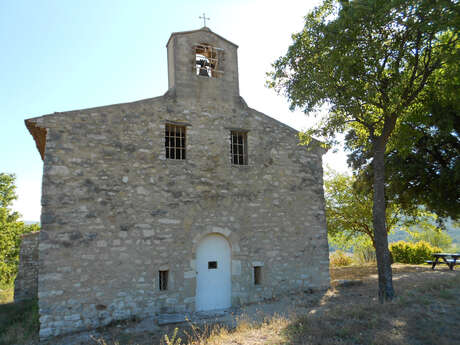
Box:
254, 266, 262, 285
208, 261, 218, 269
165, 124, 186, 160
159, 270, 169, 291
230, 131, 248, 165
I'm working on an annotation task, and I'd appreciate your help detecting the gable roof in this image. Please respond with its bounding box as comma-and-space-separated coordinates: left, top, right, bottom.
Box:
166, 27, 238, 48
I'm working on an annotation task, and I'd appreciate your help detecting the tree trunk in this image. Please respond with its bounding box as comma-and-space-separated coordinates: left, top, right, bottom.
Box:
372, 142, 395, 302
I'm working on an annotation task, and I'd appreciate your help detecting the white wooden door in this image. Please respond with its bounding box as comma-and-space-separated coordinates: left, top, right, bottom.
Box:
196, 234, 231, 311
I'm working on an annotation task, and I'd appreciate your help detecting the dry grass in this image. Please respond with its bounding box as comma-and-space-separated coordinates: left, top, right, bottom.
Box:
329, 250, 353, 267
1, 264, 459, 345
160, 314, 290, 345
177, 265, 460, 345
282, 273, 460, 345
0, 285, 14, 304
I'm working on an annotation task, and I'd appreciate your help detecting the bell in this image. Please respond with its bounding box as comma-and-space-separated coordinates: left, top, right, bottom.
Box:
199, 67, 209, 76
197, 59, 210, 77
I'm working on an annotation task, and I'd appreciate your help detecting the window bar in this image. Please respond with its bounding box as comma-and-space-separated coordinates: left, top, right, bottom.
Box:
165, 125, 169, 158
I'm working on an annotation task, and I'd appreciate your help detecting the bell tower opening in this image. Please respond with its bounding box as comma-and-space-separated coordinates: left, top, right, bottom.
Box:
195, 43, 223, 78
166, 27, 240, 100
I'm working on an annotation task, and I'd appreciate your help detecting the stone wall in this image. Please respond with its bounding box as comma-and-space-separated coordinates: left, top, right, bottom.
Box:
26, 28, 330, 339
14, 231, 39, 302
31, 95, 330, 339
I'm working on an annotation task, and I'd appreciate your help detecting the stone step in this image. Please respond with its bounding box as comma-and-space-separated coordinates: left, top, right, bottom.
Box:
157, 309, 230, 325
157, 313, 189, 325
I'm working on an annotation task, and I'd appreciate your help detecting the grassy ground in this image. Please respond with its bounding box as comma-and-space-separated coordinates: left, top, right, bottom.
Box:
1, 264, 459, 345
0, 283, 39, 345
161, 264, 460, 345
0, 298, 39, 345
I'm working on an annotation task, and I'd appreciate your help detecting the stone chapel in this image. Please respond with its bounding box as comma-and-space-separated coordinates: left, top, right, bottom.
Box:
24, 27, 330, 339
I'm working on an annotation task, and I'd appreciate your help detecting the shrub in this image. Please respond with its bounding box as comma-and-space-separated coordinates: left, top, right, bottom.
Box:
353, 241, 376, 264
330, 250, 353, 267
389, 241, 442, 264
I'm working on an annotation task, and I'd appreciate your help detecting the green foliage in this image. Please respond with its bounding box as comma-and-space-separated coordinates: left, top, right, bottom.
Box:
408, 229, 452, 251
389, 241, 442, 264
325, 170, 400, 248
269, 0, 459, 298
403, 212, 453, 250
269, 0, 459, 147
360, 44, 460, 220
353, 237, 377, 264
0, 173, 39, 285
330, 250, 353, 267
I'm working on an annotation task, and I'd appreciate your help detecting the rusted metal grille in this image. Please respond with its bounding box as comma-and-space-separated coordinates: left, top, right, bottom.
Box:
231, 131, 248, 165
165, 124, 186, 160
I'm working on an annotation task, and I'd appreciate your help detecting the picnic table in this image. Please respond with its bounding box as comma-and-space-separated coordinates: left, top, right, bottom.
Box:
426, 253, 460, 270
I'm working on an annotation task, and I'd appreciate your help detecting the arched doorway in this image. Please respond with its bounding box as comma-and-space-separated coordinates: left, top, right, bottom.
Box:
196, 234, 231, 311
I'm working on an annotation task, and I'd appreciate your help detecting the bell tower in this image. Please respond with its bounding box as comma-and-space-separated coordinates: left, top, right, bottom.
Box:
166, 27, 240, 103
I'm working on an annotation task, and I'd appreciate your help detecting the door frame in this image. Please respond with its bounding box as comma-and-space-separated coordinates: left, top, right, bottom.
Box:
191, 227, 241, 311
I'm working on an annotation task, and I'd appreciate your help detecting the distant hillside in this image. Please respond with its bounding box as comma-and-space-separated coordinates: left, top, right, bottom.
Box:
24, 221, 40, 226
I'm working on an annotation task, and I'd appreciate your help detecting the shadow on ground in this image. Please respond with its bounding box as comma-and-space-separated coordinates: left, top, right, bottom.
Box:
1, 264, 459, 345
282, 265, 460, 345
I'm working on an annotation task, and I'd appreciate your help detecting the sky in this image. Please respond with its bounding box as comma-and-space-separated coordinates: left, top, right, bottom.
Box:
0, 0, 349, 222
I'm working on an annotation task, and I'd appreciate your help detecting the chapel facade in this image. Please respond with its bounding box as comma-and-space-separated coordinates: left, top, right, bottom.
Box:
25, 27, 330, 339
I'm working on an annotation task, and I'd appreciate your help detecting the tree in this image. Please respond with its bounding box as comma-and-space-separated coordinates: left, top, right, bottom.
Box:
268, 0, 459, 301
0, 173, 39, 286
393, 210, 454, 250
325, 170, 401, 249
348, 45, 460, 220
406, 222, 453, 250
384, 56, 460, 219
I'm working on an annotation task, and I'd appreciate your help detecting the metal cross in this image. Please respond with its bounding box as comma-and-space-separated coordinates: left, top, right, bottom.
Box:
199, 13, 210, 27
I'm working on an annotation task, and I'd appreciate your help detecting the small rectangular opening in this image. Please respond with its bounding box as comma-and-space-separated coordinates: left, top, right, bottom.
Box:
254, 266, 262, 285
208, 261, 218, 269
159, 270, 169, 291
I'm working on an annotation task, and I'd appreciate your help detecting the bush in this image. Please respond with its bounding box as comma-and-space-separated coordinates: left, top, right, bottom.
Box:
389, 241, 442, 264
353, 241, 376, 264
330, 250, 353, 267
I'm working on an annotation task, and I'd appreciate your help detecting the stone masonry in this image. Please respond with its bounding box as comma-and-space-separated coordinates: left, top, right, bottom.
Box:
25, 27, 330, 339
14, 231, 39, 302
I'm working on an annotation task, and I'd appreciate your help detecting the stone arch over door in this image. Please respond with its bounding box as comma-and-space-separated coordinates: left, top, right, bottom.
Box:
191, 227, 240, 256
